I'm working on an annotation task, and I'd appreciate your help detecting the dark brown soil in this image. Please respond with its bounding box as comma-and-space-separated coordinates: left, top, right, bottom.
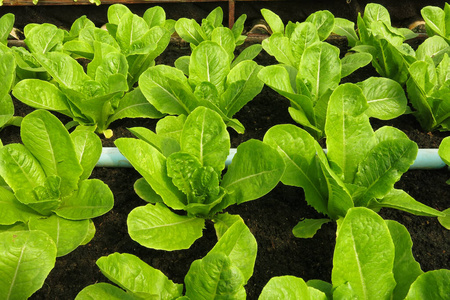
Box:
1, 2, 449, 299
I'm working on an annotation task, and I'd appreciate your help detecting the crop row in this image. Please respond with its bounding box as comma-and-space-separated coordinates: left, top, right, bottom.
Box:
0, 2, 449, 299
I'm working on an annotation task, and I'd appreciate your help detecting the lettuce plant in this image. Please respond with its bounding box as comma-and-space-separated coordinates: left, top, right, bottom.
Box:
13, 4, 174, 88
13, 16, 98, 81
336, 3, 418, 85
2, 13, 58, 82
259, 207, 450, 299
11, 22, 67, 81
335, 4, 450, 129
0, 45, 21, 130
334, 3, 450, 132
438, 137, 450, 228
175, 6, 246, 51
439, 136, 450, 183
76, 216, 256, 299
64, 4, 173, 87
12, 48, 163, 138
174, 7, 263, 71
115, 106, 284, 250
421, 3, 450, 44
0, 16, 21, 130
139, 40, 264, 133
259, 66, 406, 139
0, 109, 114, 256
262, 8, 335, 42
407, 54, 450, 132
12, 5, 173, 137
260, 8, 371, 73
0, 230, 57, 299
12, 15, 121, 81
263, 83, 447, 238
259, 8, 406, 139
0, 13, 13, 45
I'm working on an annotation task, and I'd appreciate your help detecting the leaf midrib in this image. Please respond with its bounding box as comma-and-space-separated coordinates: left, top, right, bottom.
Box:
7, 237, 27, 300
134, 217, 197, 230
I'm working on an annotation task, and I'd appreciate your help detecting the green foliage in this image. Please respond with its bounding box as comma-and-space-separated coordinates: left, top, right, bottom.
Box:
260, 8, 339, 70
336, 3, 418, 85
438, 138, 450, 228
115, 107, 284, 250
12, 50, 163, 137
439, 136, 450, 167
68, 4, 173, 86
259, 8, 405, 139
139, 41, 264, 133
259, 276, 317, 300
259, 4, 449, 135
0, 45, 21, 130
0, 230, 57, 299
127, 203, 205, 250
332, 208, 397, 299
259, 208, 450, 300
404, 269, 450, 299
0, 5, 449, 298
262, 8, 334, 41
263, 83, 447, 238
95, 253, 183, 298
422, 3, 450, 43
175, 7, 248, 52
0, 15, 21, 130
407, 54, 450, 132
76, 217, 256, 299
292, 218, 330, 239
0, 110, 113, 256
0, 13, 14, 44
12, 6, 173, 137
11, 22, 66, 81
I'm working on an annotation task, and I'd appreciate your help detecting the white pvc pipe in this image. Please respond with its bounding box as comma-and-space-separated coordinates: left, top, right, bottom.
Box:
96, 147, 447, 170
409, 149, 446, 169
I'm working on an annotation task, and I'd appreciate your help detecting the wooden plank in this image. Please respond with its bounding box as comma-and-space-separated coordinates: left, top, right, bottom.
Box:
1, 0, 288, 5
0, 0, 289, 27
228, 0, 235, 28
1, 0, 229, 6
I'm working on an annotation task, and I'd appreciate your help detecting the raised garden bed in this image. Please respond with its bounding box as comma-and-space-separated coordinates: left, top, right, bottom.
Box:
0, 1, 449, 299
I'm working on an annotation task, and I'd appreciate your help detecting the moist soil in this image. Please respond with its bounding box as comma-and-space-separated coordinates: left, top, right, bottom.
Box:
0, 1, 449, 299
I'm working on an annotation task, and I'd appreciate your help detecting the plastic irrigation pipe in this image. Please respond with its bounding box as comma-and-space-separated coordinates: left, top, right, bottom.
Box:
97, 147, 447, 170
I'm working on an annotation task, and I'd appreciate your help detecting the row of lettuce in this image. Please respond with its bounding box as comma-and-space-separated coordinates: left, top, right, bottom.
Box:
2, 3, 450, 136
0, 2, 450, 299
